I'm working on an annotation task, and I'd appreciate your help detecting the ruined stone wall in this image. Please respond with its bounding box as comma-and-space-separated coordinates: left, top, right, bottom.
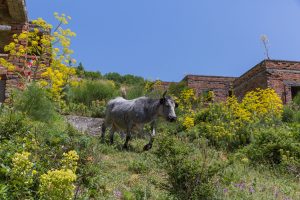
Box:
184, 75, 236, 102
0, 23, 29, 101
233, 61, 268, 100
265, 60, 300, 103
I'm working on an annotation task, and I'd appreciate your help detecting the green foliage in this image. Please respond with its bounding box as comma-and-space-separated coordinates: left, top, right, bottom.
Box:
239, 126, 300, 173
293, 92, 300, 106
126, 85, 145, 100
104, 72, 145, 86
168, 81, 188, 98
13, 84, 57, 122
0, 110, 29, 141
282, 106, 295, 122
76, 62, 102, 80
155, 134, 222, 200
9, 152, 35, 199
128, 157, 150, 174
39, 169, 77, 200
67, 80, 116, 106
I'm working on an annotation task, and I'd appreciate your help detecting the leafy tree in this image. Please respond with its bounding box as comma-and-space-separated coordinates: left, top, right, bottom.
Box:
104, 72, 124, 84
84, 71, 102, 80
169, 81, 188, 98
77, 62, 84, 71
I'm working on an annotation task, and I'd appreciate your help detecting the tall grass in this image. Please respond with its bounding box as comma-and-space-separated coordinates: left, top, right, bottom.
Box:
67, 80, 116, 106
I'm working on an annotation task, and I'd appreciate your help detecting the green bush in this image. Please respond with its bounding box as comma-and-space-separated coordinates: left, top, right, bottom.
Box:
13, 84, 57, 122
39, 169, 77, 200
239, 126, 300, 174
155, 134, 223, 200
293, 93, 300, 106
67, 80, 116, 106
128, 157, 150, 174
282, 106, 295, 123
126, 85, 145, 100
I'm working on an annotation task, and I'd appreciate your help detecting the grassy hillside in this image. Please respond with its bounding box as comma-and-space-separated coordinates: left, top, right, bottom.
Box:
0, 82, 300, 199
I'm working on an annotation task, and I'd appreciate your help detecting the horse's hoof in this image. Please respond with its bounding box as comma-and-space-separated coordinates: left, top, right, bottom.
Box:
143, 144, 152, 151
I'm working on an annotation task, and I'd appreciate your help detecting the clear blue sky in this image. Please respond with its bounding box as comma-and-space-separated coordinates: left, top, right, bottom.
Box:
27, 0, 300, 81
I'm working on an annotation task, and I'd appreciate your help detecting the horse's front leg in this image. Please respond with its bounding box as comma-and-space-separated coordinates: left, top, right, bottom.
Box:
143, 121, 156, 151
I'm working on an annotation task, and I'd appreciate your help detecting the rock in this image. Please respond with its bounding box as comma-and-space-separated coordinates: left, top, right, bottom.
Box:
65, 115, 104, 136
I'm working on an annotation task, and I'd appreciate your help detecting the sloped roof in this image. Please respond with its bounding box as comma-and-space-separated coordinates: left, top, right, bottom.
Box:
0, 0, 27, 24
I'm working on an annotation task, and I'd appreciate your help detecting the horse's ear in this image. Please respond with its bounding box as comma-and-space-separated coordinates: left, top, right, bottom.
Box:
162, 90, 167, 98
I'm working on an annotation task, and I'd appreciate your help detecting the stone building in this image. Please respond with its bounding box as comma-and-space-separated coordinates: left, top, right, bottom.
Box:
0, 0, 28, 103
182, 75, 236, 102
234, 59, 300, 104
181, 59, 300, 103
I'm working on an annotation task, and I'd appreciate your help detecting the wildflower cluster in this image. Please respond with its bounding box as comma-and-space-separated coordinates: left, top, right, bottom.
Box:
195, 88, 284, 148
61, 150, 79, 172
0, 13, 78, 101
38, 150, 79, 199
178, 88, 197, 129
241, 88, 283, 121
10, 152, 35, 186
39, 169, 77, 200
9, 152, 36, 198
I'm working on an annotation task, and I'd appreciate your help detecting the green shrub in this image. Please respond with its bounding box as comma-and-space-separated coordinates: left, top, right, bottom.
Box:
13, 84, 57, 122
0, 110, 28, 141
126, 85, 145, 100
67, 80, 116, 106
131, 184, 152, 200
282, 106, 295, 123
239, 126, 300, 174
155, 134, 222, 200
293, 93, 300, 106
39, 169, 77, 200
128, 157, 150, 174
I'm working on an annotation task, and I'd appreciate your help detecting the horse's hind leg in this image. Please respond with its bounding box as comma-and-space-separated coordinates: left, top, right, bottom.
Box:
123, 125, 132, 150
101, 121, 107, 143
110, 125, 116, 145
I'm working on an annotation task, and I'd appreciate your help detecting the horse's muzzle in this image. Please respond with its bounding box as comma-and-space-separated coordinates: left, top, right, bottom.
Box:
168, 116, 177, 122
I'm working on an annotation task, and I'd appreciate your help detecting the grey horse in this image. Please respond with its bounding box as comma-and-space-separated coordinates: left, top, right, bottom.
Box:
101, 91, 178, 150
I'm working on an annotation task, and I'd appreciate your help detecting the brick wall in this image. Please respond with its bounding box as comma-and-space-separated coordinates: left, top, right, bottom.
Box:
183, 75, 236, 102
265, 60, 300, 103
233, 61, 268, 100
233, 60, 300, 103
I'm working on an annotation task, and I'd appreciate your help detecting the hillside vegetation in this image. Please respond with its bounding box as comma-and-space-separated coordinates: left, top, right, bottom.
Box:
0, 13, 299, 200
0, 78, 300, 199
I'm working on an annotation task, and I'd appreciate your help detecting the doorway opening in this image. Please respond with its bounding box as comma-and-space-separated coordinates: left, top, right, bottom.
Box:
291, 86, 300, 100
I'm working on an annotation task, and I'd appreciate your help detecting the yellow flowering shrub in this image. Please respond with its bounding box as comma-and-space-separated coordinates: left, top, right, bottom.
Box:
38, 150, 79, 199
241, 88, 283, 120
226, 96, 251, 123
182, 115, 195, 129
178, 88, 197, 129
194, 88, 284, 149
39, 169, 77, 200
10, 152, 36, 198
11, 152, 35, 186
61, 150, 79, 172
0, 13, 78, 102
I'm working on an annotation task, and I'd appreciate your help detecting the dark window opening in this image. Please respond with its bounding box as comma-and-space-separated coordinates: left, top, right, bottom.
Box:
0, 78, 6, 103
202, 90, 213, 102
291, 86, 300, 100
